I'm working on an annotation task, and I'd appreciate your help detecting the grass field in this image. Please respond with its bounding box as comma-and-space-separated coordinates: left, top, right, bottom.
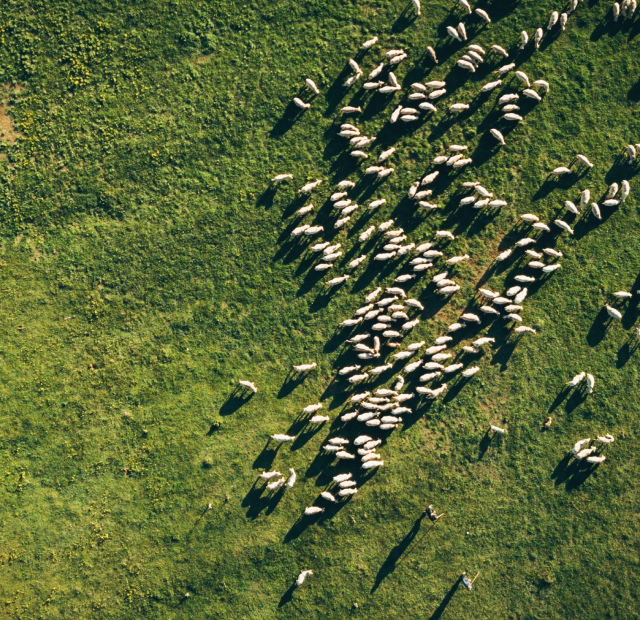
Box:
0, 0, 639, 618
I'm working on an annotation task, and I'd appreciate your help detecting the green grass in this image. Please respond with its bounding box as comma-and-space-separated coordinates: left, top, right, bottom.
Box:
0, 0, 639, 618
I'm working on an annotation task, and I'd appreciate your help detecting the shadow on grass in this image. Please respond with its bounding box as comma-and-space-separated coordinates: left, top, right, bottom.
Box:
371, 513, 437, 593
242, 480, 287, 520
428, 576, 462, 620
278, 369, 311, 399
219, 387, 254, 416
278, 582, 297, 607
551, 453, 601, 491
586, 307, 613, 347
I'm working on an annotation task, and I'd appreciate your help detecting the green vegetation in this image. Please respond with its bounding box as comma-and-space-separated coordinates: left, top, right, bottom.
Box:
0, 0, 639, 618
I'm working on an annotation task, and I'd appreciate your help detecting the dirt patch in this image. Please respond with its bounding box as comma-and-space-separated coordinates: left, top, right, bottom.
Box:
0, 84, 23, 145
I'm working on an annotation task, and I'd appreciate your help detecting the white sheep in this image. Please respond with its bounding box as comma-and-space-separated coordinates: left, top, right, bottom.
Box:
286, 468, 297, 489
294, 363, 317, 372
606, 305, 622, 319
304, 507, 325, 515
267, 477, 285, 491
239, 380, 258, 393
260, 470, 281, 479
520, 31, 529, 49
534, 27, 543, 49
271, 434, 296, 442
272, 174, 293, 183
293, 97, 311, 110
490, 425, 505, 433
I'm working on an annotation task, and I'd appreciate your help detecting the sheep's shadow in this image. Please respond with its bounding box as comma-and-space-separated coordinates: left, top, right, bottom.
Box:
242, 480, 286, 520
477, 429, 493, 460
547, 386, 571, 413
564, 386, 588, 414
371, 513, 436, 593
270, 101, 306, 138
551, 454, 600, 491
252, 439, 281, 471
278, 370, 309, 399
617, 338, 639, 368
219, 387, 253, 416
586, 307, 613, 347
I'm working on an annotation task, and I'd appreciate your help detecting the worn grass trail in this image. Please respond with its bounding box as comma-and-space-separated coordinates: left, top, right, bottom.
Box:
0, 0, 639, 618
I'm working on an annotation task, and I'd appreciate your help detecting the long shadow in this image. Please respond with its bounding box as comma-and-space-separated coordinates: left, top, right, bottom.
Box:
371, 514, 435, 593
552, 454, 600, 491
477, 429, 492, 460
616, 341, 636, 368
547, 386, 571, 413
219, 387, 253, 416
283, 511, 324, 543
270, 101, 305, 138
391, 4, 417, 33
252, 439, 280, 471
256, 186, 278, 210
586, 307, 613, 347
278, 371, 308, 399
564, 387, 588, 414
428, 577, 462, 620
278, 583, 297, 607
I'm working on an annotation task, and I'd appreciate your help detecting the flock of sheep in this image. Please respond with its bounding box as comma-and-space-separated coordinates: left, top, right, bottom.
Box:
239, 0, 632, 593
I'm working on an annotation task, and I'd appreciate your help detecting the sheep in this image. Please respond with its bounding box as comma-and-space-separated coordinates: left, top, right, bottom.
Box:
438, 285, 461, 295
515, 71, 531, 87
260, 470, 282, 480
293, 97, 311, 110
335, 216, 351, 229
542, 264, 561, 273
514, 275, 535, 283
475, 7, 491, 22
309, 415, 330, 424
462, 366, 480, 377
534, 27, 543, 48
533, 80, 550, 93
488, 200, 507, 207
362, 36, 379, 50
294, 363, 317, 372
496, 249, 513, 261
564, 201, 579, 215
492, 45, 509, 57
413, 0, 421, 15
514, 288, 528, 304
304, 506, 325, 515
523, 89, 542, 101
450, 103, 470, 112
614, 2, 621, 20
554, 220, 574, 235
378, 168, 395, 178
341, 105, 362, 114
340, 412, 358, 422
460, 313, 480, 324
285, 468, 297, 489
473, 337, 495, 347
430, 89, 447, 99
532, 223, 550, 233
597, 434, 615, 444
576, 154, 593, 168
491, 128, 506, 145
605, 305, 622, 320
267, 477, 285, 491
520, 31, 529, 49
591, 203, 602, 219
490, 425, 505, 433
362, 460, 384, 469
328, 438, 349, 446
493, 296, 511, 305
326, 275, 350, 287
459, 0, 472, 12
547, 10, 559, 29
239, 380, 258, 393
339, 487, 358, 496
448, 322, 464, 332
551, 166, 572, 176
272, 174, 293, 183
305, 225, 324, 235
586, 455, 606, 464
302, 402, 323, 415
543, 248, 563, 258
362, 452, 383, 463
560, 12, 568, 29
514, 326, 536, 334
336, 451, 356, 460
576, 447, 597, 460
613, 291, 632, 299
359, 226, 376, 243
447, 25, 462, 41
603, 199, 620, 207
443, 363, 463, 374
621, 180, 630, 201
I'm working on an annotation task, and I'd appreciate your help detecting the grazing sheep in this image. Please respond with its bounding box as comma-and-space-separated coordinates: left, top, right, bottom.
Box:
520, 31, 529, 49
271, 434, 296, 442
293, 97, 311, 110
260, 470, 282, 480
267, 477, 286, 491
239, 380, 258, 393
272, 174, 293, 183
490, 425, 505, 433
286, 468, 297, 489
294, 363, 317, 372
586, 455, 606, 464
606, 305, 622, 319
304, 507, 325, 515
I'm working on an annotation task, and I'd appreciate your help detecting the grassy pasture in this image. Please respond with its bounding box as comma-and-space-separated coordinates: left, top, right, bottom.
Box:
0, 0, 639, 618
